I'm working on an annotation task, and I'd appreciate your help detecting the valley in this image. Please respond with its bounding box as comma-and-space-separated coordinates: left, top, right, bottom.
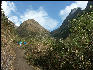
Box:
1, 1, 93, 70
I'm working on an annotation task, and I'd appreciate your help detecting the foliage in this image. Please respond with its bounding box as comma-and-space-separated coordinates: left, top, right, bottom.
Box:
2, 4, 93, 70
25, 10, 93, 70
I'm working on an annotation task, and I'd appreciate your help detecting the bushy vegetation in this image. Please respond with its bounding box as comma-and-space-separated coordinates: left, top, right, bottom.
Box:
1, 10, 16, 47
24, 9, 93, 70
1, 9, 17, 70
2, 3, 93, 70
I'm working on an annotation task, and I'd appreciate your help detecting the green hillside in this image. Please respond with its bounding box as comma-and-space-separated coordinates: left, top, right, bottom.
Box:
27, 6, 93, 70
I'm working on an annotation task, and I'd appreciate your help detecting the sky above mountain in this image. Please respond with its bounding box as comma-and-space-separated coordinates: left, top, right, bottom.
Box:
1, 1, 88, 31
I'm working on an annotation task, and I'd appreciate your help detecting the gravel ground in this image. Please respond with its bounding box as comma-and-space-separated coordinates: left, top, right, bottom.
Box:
13, 46, 34, 70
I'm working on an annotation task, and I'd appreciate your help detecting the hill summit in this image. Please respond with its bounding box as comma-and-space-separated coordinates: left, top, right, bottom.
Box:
16, 19, 50, 38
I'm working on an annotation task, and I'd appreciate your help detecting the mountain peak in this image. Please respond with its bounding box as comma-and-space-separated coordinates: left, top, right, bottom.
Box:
27, 19, 37, 22
86, 1, 93, 10
17, 19, 50, 37
70, 7, 81, 15
22, 19, 39, 25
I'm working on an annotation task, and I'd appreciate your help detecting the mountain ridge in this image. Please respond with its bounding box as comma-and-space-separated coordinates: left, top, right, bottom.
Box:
51, 7, 82, 39
51, 1, 93, 39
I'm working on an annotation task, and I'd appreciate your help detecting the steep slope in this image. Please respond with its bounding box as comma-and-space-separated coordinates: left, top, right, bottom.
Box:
1, 10, 16, 70
51, 1, 93, 39
31, 4, 93, 70
51, 7, 82, 39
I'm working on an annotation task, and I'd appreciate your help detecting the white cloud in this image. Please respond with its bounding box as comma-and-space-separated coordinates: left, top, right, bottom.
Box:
60, 1, 88, 21
20, 7, 58, 31
1, 2, 58, 31
1, 1, 20, 26
1, 1, 16, 16
1, 1, 88, 31
8, 16, 20, 26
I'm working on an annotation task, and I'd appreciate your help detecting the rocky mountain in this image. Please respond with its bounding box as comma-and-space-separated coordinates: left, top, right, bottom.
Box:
51, 1, 93, 39
51, 7, 82, 39
85, 1, 93, 10
16, 19, 50, 38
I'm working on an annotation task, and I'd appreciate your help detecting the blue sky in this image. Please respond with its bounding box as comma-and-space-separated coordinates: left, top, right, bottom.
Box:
1, 1, 88, 31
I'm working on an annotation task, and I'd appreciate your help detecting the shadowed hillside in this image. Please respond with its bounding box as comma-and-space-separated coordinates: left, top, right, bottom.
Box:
51, 7, 82, 39
51, 1, 93, 39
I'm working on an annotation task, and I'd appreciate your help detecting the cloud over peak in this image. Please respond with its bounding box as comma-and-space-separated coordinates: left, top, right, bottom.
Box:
20, 7, 58, 31
1, 1, 58, 31
60, 1, 88, 21
1, 1, 88, 31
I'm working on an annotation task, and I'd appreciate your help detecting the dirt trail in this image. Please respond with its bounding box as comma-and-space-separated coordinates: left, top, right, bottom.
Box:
13, 46, 34, 70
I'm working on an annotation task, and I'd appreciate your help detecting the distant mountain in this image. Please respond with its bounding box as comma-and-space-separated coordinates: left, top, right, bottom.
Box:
51, 7, 82, 39
16, 19, 50, 38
